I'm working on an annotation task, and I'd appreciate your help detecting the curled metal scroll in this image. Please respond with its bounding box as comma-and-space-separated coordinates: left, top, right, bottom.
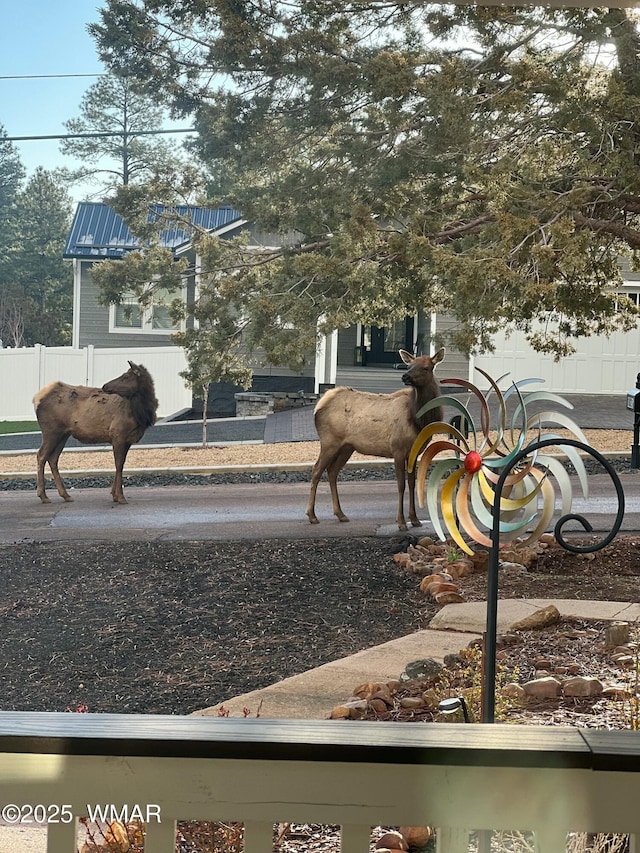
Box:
482, 437, 626, 723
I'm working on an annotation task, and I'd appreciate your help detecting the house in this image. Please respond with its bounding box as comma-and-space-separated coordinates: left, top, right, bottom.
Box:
64, 202, 469, 415
64, 201, 640, 413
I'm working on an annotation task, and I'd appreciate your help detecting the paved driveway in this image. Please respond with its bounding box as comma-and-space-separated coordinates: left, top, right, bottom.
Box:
1, 473, 638, 545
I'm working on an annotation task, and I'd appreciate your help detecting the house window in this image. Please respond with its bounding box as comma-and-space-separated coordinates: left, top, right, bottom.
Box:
109, 287, 183, 334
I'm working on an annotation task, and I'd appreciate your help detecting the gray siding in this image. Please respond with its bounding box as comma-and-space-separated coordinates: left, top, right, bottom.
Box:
78, 261, 187, 349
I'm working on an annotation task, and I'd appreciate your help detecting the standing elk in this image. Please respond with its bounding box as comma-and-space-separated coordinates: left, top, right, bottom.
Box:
33, 361, 158, 504
306, 348, 445, 530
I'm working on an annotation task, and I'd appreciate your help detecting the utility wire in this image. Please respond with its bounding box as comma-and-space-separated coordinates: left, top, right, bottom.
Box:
5, 129, 196, 142
0, 73, 104, 79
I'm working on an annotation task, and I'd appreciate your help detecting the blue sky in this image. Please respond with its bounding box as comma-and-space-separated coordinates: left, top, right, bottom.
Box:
0, 0, 105, 189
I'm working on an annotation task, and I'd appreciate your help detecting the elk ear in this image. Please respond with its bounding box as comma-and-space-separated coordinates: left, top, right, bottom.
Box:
433, 348, 445, 364
398, 349, 414, 365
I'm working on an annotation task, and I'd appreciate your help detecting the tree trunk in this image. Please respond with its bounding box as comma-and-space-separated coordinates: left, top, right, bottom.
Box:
201, 386, 209, 449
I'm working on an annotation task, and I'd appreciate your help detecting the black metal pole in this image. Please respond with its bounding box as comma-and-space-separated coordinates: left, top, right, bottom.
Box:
481, 438, 625, 723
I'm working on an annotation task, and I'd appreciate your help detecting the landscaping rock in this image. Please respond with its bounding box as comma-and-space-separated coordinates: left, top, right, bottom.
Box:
400, 658, 444, 682
523, 676, 562, 698
562, 676, 603, 697
510, 604, 561, 631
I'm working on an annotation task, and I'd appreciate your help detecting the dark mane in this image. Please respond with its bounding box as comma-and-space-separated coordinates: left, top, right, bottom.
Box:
128, 364, 158, 431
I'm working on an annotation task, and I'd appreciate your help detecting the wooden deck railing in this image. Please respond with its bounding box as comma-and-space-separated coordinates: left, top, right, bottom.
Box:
0, 712, 638, 853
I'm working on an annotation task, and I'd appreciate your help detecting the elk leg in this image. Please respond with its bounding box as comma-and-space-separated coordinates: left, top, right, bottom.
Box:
393, 456, 410, 531
36, 433, 70, 503
111, 442, 131, 504
326, 446, 354, 522
48, 436, 73, 502
306, 447, 335, 523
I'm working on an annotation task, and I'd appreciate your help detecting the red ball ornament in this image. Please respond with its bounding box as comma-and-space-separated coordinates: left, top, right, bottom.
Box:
464, 450, 483, 473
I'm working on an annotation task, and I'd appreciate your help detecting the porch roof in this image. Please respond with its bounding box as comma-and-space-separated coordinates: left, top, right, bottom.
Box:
63, 201, 243, 260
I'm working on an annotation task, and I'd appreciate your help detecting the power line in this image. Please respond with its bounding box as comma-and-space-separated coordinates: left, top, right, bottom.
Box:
0, 73, 104, 80
5, 129, 196, 142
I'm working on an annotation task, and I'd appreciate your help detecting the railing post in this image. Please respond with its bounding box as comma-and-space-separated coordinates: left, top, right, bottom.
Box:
243, 820, 275, 853
435, 827, 470, 853
46, 820, 77, 853
144, 818, 177, 853
340, 823, 373, 853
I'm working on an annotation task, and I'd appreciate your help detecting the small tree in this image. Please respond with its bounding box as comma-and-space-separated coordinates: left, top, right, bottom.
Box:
174, 326, 252, 448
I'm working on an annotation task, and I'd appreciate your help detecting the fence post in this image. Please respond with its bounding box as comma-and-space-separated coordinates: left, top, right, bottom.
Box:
86, 344, 94, 387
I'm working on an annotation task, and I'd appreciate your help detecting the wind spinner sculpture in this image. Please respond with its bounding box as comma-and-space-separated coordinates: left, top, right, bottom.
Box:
407, 368, 626, 722
407, 369, 591, 554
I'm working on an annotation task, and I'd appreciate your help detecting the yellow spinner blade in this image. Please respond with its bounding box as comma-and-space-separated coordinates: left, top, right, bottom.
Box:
416, 441, 464, 504
478, 467, 545, 511
455, 474, 492, 550
440, 467, 472, 554
519, 471, 556, 545
408, 422, 468, 472
425, 458, 462, 540
469, 474, 537, 535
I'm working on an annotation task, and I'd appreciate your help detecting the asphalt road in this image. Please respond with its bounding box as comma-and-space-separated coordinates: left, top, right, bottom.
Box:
1, 474, 637, 545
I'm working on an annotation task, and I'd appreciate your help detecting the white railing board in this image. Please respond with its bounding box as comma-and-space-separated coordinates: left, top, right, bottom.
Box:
0, 713, 638, 852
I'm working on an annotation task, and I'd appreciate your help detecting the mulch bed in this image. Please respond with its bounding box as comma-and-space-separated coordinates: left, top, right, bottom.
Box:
0, 537, 429, 714
0, 533, 638, 717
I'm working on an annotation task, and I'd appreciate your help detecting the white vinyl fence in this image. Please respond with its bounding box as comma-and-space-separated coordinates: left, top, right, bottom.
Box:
0, 345, 191, 421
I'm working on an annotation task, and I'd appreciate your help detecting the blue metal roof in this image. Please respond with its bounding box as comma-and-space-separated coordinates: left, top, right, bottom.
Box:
63, 201, 244, 259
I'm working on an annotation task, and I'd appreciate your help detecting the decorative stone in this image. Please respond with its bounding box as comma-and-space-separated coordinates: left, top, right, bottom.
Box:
499, 561, 528, 575
428, 581, 460, 596
417, 536, 435, 547
611, 654, 635, 668
496, 633, 521, 646
534, 657, 552, 670
376, 831, 408, 851
398, 825, 433, 848
368, 698, 390, 714
329, 705, 352, 719
401, 658, 444, 682
602, 684, 633, 699
447, 559, 475, 579
353, 682, 390, 700
400, 696, 426, 709
501, 682, 526, 701
419, 573, 448, 593
605, 622, 631, 648
510, 604, 561, 631
523, 677, 562, 698
435, 591, 466, 606
469, 549, 489, 572
562, 676, 603, 697
499, 545, 538, 568
421, 688, 439, 707
330, 699, 368, 719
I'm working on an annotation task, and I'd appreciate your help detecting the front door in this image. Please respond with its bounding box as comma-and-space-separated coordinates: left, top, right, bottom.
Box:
366, 318, 414, 365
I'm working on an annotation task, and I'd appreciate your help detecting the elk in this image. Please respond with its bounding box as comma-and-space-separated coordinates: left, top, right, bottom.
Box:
33, 361, 158, 504
306, 348, 445, 530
